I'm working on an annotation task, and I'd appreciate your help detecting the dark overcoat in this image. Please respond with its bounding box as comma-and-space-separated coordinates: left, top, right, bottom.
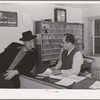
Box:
0, 42, 38, 88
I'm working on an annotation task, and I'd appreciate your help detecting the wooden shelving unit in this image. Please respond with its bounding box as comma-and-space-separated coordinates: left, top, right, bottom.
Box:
36, 21, 84, 66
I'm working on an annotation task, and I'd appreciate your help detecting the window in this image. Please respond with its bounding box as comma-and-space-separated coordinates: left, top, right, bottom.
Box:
94, 19, 100, 54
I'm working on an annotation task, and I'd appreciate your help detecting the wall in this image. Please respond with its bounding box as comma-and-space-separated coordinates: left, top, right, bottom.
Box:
0, 3, 82, 52
82, 6, 100, 67
82, 6, 100, 18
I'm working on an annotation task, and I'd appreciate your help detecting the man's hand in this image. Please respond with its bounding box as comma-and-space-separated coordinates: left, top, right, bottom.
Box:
50, 67, 56, 71
4, 70, 19, 80
52, 69, 61, 75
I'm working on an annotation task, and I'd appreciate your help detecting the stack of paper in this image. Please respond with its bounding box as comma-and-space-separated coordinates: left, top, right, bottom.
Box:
70, 75, 86, 82
37, 68, 86, 87
50, 74, 63, 79
53, 75, 86, 87
50, 73, 69, 79
37, 68, 52, 77
55, 77, 75, 86
89, 81, 100, 89
50, 74, 85, 82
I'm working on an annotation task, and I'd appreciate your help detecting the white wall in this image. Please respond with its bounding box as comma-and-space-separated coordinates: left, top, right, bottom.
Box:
83, 6, 100, 18
0, 3, 82, 52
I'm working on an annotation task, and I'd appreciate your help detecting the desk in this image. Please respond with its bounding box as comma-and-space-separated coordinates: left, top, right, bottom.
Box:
68, 77, 96, 89
19, 73, 97, 89
20, 75, 65, 89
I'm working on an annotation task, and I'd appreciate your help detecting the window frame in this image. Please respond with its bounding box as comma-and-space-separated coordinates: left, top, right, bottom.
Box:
93, 19, 100, 55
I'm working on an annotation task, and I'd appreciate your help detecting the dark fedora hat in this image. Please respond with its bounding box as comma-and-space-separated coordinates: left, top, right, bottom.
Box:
19, 31, 37, 41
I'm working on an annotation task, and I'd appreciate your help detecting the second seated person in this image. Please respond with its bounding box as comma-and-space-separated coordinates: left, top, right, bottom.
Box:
51, 33, 83, 76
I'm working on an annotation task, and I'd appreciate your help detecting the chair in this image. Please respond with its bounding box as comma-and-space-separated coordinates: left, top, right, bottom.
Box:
79, 55, 95, 76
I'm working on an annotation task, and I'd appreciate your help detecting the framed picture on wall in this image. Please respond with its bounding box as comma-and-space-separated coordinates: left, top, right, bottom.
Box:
54, 8, 66, 23
0, 11, 17, 27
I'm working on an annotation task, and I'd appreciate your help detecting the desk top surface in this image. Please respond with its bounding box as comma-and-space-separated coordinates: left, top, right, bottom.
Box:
20, 73, 97, 89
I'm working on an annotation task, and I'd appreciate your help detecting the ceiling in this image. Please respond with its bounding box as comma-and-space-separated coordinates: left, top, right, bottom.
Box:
49, 3, 100, 9
1, 2, 100, 10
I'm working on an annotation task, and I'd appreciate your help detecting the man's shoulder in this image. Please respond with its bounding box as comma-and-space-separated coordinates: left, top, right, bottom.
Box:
10, 42, 22, 46
6, 42, 23, 49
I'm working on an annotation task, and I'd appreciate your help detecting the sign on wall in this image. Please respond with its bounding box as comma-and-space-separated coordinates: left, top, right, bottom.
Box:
0, 11, 17, 27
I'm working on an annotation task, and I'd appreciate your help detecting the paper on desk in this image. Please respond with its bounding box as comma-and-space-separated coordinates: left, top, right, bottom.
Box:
37, 68, 52, 77
89, 81, 100, 89
50, 74, 85, 82
50, 73, 69, 80
55, 77, 75, 86
50, 74, 63, 79
70, 75, 86, 82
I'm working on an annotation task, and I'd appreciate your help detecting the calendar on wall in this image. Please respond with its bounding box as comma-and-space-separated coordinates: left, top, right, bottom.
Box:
0, 11, 17, 27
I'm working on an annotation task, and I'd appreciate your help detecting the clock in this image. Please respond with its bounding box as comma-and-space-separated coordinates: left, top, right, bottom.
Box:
54, 8, 66, 23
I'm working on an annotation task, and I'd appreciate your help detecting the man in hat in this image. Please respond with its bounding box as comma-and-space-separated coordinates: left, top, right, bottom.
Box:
0, 30, 38, 88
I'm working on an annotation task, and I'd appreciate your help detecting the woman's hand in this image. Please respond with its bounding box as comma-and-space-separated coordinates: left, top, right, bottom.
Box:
4, 70, 19, 80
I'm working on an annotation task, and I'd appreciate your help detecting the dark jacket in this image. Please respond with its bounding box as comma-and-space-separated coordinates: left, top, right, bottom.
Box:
0, 42, 38, 88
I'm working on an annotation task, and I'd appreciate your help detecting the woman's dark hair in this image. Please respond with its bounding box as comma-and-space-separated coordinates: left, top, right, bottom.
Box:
63, 33, 75, 44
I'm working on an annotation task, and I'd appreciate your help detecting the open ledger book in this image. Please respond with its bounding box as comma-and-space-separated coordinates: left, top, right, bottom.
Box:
37, 68, 86, 86
54, 75, 86, 86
